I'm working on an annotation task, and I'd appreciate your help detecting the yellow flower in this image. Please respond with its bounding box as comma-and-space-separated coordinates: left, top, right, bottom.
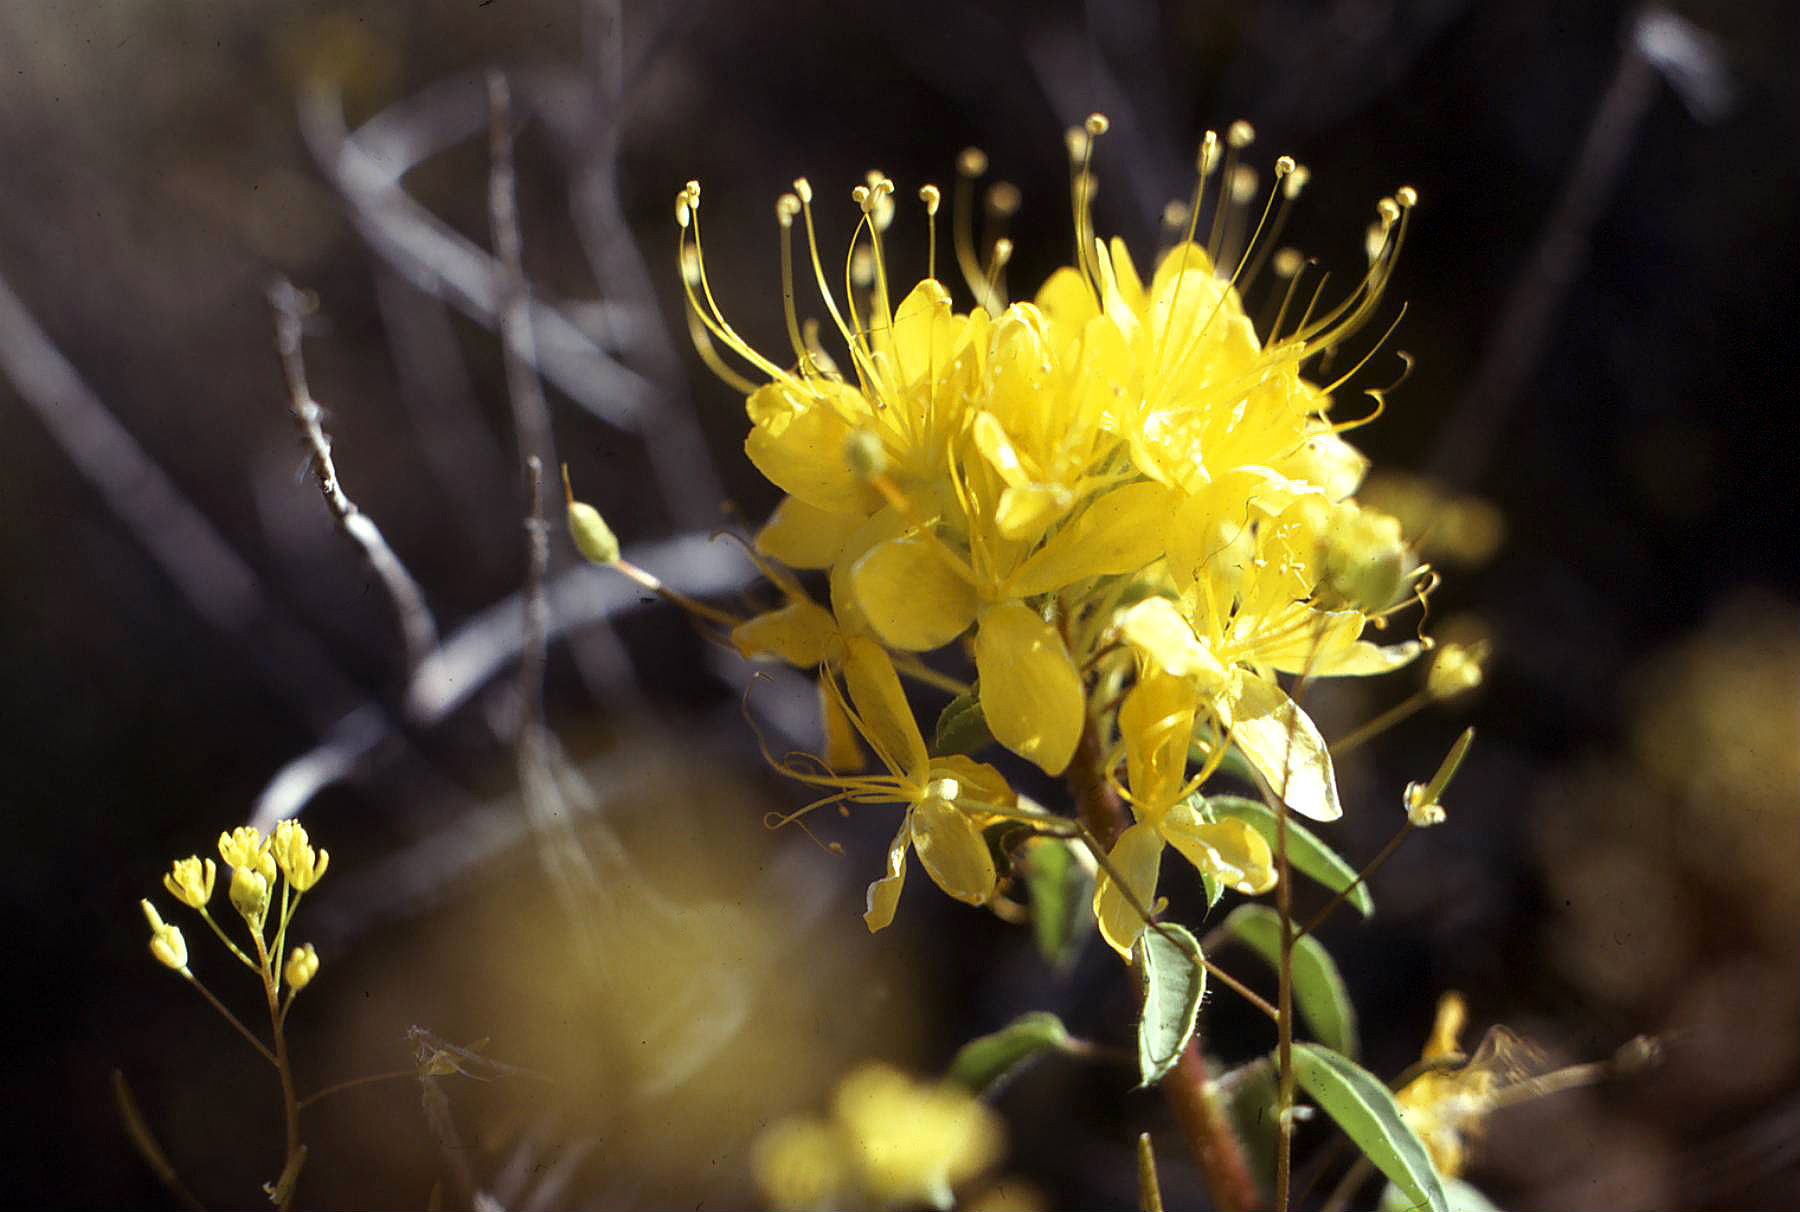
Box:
1396, 994, 1534, 1180
271, 819, 329, 892
752, 1063, 1004, 1211
1092, 669, 1276, 954
284, 943, 319, 991
767, 636, 1010, 931
140, 900, 188, 972
162, 856, 216, 909
218, 826, 276, 883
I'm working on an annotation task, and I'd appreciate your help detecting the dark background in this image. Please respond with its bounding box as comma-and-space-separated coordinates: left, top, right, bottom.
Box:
1, 1, 1795, 1208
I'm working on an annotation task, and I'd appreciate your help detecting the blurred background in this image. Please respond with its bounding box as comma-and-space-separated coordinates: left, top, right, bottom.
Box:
1, 0, 1795, 1208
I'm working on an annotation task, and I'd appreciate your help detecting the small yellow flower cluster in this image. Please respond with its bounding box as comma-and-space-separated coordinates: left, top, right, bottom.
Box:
751, 1063, 1004, 1212
141, 820, 328, 993
673, 116, 1429, 944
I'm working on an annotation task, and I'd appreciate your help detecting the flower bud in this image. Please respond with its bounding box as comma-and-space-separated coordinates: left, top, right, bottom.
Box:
229, 864, 271, 927
163, 856, 216, 909
1317, 502, 1407, 614
272, 820, 329, 892
141, 900, 189, 972
1427, 641, 1489, 701
284, 943, 319, 991
1403, 781, 1447, 827
562, 465, 620, 566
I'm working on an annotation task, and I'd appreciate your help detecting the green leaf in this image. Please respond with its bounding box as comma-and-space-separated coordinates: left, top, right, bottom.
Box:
1292, 1043, 1449, 1212
947, 1011, 1074, 1094
1216, 1057, 1278, 1205
1206, 795, 1374, 918
1220, 905, 1360, 1058
932, 690, 994, 757
1132, 924, 1207, 1087
1021, 836, 1095, 973
1380, 1178, 1499, 1212
1200, 871, 1225, 912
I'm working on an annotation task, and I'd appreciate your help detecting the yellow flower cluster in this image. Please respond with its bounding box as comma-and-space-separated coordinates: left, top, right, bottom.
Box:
141, 820, 329, 991
677, 116, 1428, 945
752, 1063, 1004, 1212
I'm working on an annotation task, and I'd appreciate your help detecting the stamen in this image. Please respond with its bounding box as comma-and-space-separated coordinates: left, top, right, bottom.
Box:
792, 176, 876, 394
918, 183, 941, 281
1240, 156, 1303, 287
953, 147, 993, 310
776, 193, 811, 370
1208, 120, 1255, 266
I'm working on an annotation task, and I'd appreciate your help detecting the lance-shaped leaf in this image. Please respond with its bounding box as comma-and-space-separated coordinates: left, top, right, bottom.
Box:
932, 690, 995, 758
1132, 924, 1207, 1087
1292, 1043, 1449, 1212
1220, 905, 1360, 1058
1206, 795, 1374, 918
948, 1011, 1076, 1095
1021, 836, 1094, 972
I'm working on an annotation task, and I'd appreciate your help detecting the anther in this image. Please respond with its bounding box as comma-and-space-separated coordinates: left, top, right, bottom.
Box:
1065, 126, 1089, 164
918, 183, 941, 214
1227, 119, 1256, 149
852, 183, 872, 209
792, 177, 813, 204
986, 181, 1022, 216
1274, 155, 1297, 177
1273, 247, 1304, 278
1395, 185, 1419, 209
992, 237, 1014, 265
1197, 130, 1220, 176
1377, 197, 1402, 226
675, 193, 691, 228
1085, 112, 1110, 136
958, 147, 988, 178
1162, 199, 1190, 229
776, 193, 800, 228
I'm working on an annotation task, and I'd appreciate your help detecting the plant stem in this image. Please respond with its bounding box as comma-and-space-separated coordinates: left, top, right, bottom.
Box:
298, 1067, 420, 1112
184, 971, 277, 1068
1067, 713, 1263, 1212
1274, 788, 1296, 1211
252, 934, 302, 1211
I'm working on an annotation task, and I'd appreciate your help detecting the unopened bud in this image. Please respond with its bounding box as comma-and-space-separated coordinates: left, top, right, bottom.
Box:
1403, 781, 1446, 827
1317, 503, 1407, 614
562, 466, 620, 566
229, 865, 271, 926
1427, 641, 1489, 701
284, 943, 320, 991
141, 900, 189, 972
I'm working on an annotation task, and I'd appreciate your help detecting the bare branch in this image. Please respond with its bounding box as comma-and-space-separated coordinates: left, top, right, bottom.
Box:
0, 267, 358, 733
269, 278, 440, 698
487, 72, 556, 481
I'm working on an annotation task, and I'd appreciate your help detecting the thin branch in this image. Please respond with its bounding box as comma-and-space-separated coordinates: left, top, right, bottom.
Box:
0, 268, 356, 734
486, 71, 556, 482
269, 278, 440, 700
248, 533, 757, 831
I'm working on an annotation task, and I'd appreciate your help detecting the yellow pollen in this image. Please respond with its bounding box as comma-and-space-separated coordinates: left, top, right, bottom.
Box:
1274, 155, 1297, 178
918, 184, 941, 214
793, 176, 813, 204
1197, 129, 1220, 176
1227, 119, 1255, 148
1085, 112, 1110, 136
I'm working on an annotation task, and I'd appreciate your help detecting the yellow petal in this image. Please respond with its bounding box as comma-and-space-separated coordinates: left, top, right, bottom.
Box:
928, 754, 1015, 815
973, 602, 1084, 776
890, 277, 956, 387
842, 636, 928, 780
1118, 598, 1229, 684
909, 792, 997, 907
821, 675, 865, 772
1093, 822, 1165, 957
756, 495, 864, 569
1008, 481, 1178, 598
852, 536, 980, 652
1119, 669, 1197, 815
731, 600, 837, 667
863, 820, 910, 932
1218, 674, 1342, 821
744, 383, 873, 515
1160, 804, 1276, 895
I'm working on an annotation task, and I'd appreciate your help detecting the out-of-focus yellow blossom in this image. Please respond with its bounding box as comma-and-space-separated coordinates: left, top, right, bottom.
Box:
1427, 640, 1489, 701
271, 819, 329, 892
162, 856, 216, 909
141, 899, 189, 972
768, 636, 1013, 931
1093, 668, 1277, 954
752, 1062, 1004, 1211
1397, 993, 1539, 1180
